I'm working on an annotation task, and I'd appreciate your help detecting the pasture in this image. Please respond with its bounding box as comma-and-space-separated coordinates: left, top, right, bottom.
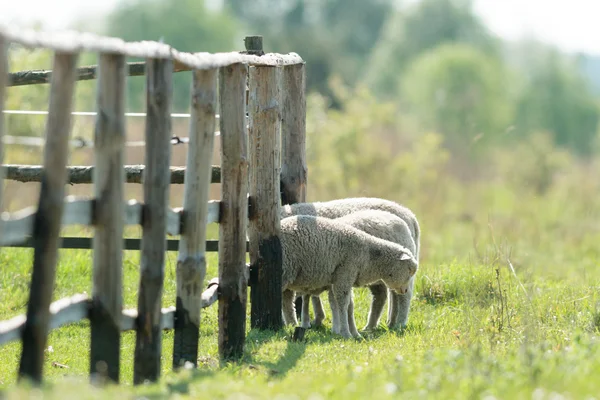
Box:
2, 183, 600, 399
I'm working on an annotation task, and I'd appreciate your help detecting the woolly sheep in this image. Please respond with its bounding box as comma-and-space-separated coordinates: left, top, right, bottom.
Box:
296, 209, 417, 330
279, 215, 417, 338
280, 197, 420, 330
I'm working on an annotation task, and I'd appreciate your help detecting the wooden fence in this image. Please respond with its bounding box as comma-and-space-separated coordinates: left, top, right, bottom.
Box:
0, 26, 306, 386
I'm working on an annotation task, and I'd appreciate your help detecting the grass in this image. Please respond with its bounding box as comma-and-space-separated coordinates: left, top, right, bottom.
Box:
1, 203, 600, 400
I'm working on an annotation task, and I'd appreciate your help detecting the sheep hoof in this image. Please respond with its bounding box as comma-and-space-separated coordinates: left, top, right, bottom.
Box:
362, 324, 377, 332
292, 327, 307, 342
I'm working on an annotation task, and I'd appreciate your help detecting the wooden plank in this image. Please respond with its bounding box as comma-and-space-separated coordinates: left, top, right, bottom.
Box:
280, 64, 307, 205
280, 63, 308, 321
248, 65, 283, 330
0, 294, 90, 346
3, 164, 222, 184
7, 60, 192, 87
0, 37, 7, 239
121, 307, 175, 331
89, 52, 126, 384
0, 199, 185, 247
218, 63, 249, 361
200, 278, 220, 309
133, 57, 173, 385
173, 68, 217, 369
4, 238, 244, 252
18, 51, 79, 384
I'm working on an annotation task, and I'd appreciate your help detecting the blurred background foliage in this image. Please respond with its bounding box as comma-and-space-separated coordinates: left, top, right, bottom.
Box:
4, 0, 600, 265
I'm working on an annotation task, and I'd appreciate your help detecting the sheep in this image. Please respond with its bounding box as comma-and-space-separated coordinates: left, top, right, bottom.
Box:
279, 215, 417, 338
296, 210, 417, 331
279, 197, 420, 330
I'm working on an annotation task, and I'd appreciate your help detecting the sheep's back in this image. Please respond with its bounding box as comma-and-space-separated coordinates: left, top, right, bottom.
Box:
280, 198, 420, 258
335, 210, 416, 255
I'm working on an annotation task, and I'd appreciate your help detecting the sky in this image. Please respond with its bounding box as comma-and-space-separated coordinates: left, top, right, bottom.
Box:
1, 0, 599, 55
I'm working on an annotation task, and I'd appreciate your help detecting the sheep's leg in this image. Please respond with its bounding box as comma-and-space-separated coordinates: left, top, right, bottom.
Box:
282, 289, 298, 326
332, 285, 353, 338
388, 276, 415, 329
328, 289, 341, 335
363, 282, 388, 331
347, 292, 361, 338
300, 293, 312, 329
311, 295, 326, 328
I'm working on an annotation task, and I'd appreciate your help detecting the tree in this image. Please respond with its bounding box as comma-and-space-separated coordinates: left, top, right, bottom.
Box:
364, 0, 499, 99
102, 0, 239, 111
514, 49, 599, 156
400, 43, 513, 156
229, 0, 394, 100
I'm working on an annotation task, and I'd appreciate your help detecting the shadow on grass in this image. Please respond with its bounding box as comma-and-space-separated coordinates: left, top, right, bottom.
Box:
235, 325, 340, 379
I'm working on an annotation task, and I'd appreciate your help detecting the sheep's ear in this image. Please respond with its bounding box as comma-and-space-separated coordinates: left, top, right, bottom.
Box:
400, 253, 412, 261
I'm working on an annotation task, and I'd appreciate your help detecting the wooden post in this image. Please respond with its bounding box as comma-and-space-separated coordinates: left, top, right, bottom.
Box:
0, 37, 7, 218
280, 64, 307, 205
173, 68, 217, 369
218, 63, 249, 361
90, 52, 126, 384
18, 51, 79, 384
133, 57, 173, 384
248, 65, 283, 330
280, 63, 307, 324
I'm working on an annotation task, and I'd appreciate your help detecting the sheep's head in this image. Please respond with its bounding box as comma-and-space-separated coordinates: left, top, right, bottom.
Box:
384, 251, 418, 294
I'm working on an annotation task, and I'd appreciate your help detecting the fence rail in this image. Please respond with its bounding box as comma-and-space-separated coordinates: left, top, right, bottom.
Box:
1, 25, 303, 71
3, 164, 222, 184
0, 26, 306, 386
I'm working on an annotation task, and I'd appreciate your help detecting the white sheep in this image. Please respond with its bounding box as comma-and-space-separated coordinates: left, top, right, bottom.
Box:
296, 210, 417, 330
280, 197, 420, 330
279, 215, 417, 338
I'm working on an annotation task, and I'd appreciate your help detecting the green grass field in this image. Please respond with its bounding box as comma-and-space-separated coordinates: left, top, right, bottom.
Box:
1, 183, 600, 399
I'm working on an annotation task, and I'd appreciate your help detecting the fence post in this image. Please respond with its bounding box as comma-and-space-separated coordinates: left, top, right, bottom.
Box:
0, 37, 7, 221
248, 62, 283, 330
218, 63, 249, 361
89, 52, 126, 384
18, 51, 79, 383
280, 63, 308, 319
133, 57, 173, 384
173, 68, 217, 369
280, 64, 307, 205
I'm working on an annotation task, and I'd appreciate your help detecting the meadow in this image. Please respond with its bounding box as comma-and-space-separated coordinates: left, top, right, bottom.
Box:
1, 155, 600, 399
1, 87, 600, 399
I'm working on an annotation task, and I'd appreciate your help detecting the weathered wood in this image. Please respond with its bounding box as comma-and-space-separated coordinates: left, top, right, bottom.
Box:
0, 296, 181, 346
122, 307, 175, 331
5, 238, 243, 252
3, 164, 222, 184
218, 63, 249, 361
248, 65, 283, 330
173, 68, 217, 369
0, 294, 90, 346
200, 278, 220, 309
89, 52, 126, 383
0, 37, 7, 235
133, 57, 173, 385
0, 199, 186, 247
18, 51, 78, 384
280, 64, 307, 205
280, 63, 308, 318
1, 25, 304, 70
7, 60, 191, 87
